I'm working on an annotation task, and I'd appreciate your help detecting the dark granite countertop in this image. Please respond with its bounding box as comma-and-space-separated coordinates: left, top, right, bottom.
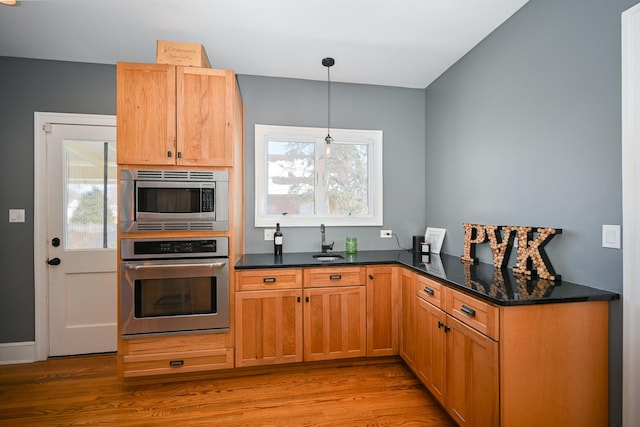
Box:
235, 250, 620, 306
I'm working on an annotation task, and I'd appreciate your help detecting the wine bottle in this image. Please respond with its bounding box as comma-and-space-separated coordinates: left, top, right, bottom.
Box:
274, 223, 283, 256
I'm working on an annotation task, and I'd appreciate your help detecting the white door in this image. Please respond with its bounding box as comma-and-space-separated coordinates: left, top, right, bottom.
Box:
46, 123, 117, 356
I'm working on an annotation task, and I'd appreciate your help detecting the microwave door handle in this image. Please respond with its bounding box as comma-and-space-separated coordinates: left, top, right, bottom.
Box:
124, 262, 227, 270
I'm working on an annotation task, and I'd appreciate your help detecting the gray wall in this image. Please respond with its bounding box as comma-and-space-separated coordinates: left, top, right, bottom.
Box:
0, 57, 116, 344
0, 58, 426, 344
424, 0, 635, 425
237, 74, 426, 255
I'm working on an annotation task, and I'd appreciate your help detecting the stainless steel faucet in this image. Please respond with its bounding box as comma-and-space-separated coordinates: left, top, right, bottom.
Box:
320, 224, 334, 253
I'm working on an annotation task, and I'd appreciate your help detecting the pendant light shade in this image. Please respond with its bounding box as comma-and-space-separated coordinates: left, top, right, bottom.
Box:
0, 0, 17, 5
322, 57, 335, 145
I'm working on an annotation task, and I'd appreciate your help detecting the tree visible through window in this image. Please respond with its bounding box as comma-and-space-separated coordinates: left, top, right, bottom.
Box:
255, 125, 382, 227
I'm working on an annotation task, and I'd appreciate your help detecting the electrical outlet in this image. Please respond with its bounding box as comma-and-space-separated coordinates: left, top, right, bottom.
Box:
380, 229, 392, 238
264, 228, 276, 241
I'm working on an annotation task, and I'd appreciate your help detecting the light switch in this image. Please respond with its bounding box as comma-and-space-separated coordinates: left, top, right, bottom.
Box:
602, 224, 621, 249
9, 209, 25, 223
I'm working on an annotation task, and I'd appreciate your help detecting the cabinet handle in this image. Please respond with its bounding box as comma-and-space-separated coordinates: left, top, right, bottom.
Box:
461, 305, 476, 317
169, 359, 184, 367
423, 286, 435, 295
297, 296, 301, 303
167, 151, 172, 158
177, 151, 182, 158
444, 325, 451, 333
368, 274, 374, 280
305, 296, 309, 303
438, 321, 444, 329
263, 277, 276, 283
329, 274, 342, 280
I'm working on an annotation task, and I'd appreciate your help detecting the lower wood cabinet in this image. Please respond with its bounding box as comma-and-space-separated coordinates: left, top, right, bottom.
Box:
399, 267, 417, 368
405, 269, 609, 427
366, 265, 399, 356
118, 332, 234, 378
235, 269, 303, 367
303, 285, 366, 361
236, 266, 367, 366
303, 267, 367, 361
415, 295, 447, 405
235, 289, 303, 367
445, 315, 498, 427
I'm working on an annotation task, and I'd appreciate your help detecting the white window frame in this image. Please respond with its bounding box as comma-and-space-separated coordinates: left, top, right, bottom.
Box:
255, 124, 383, 227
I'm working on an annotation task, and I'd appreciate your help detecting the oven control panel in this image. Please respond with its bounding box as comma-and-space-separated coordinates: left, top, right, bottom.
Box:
121, 237, 229, 260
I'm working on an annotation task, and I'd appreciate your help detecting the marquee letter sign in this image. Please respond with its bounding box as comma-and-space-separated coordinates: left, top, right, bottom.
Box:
461, 223, 562, 281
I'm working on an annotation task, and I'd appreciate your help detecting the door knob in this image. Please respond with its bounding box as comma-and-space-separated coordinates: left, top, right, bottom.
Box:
47, 257, 61, 266
51, 237, 61, 247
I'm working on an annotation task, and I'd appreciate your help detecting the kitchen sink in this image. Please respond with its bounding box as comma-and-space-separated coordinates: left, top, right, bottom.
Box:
312, 254, 344, 262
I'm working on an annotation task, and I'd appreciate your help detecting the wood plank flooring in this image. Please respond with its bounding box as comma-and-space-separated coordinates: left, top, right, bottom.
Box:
0, 354, 455, 426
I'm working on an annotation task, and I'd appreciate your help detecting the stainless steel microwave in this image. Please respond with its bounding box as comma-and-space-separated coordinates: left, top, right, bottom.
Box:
120, 169, 229, 232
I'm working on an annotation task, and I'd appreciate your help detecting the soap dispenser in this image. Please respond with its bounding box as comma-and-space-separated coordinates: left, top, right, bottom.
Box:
274, 223, 283, 256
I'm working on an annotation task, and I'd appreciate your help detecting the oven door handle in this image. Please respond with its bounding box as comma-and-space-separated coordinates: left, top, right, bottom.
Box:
124, 262, 227, 270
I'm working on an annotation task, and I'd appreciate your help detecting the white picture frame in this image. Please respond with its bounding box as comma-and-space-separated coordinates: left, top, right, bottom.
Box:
425, 227, 446, 254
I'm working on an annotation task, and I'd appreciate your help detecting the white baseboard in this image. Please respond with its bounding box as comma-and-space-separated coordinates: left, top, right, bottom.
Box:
0, 341, 36, 365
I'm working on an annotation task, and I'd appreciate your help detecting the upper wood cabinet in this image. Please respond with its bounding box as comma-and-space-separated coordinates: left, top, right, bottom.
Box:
116, 62, 240, 166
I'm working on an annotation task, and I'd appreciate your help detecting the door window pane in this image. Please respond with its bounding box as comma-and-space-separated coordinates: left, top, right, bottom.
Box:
64, 140, 117, 249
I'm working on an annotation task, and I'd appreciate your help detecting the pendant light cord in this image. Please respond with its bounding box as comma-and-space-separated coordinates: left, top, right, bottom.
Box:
322, 57, 335, 144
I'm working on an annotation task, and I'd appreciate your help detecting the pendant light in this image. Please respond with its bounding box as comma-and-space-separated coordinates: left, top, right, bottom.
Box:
0, 0, 17, 5
322, 57, 335, 146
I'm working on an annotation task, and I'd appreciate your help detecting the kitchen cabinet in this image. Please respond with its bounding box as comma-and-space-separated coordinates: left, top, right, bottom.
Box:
235, 267, 366, 365
117, 332, 233, 378
303, 267, 367, 361
235, 269, 303, 367
116, 62, 240, 167
366, 265, 398, 356
415, 294, 447, 406
414, 281, 499, 427
407, 270, 608, 427
399, 267, 416, 369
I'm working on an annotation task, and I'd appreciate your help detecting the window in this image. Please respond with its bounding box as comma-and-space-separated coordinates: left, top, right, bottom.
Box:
255, 125, 383, 227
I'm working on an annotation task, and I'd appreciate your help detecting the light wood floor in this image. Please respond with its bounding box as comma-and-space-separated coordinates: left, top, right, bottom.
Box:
0, 354, 455, 426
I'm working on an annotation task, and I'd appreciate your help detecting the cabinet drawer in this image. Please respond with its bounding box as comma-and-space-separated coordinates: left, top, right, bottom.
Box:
415, 275, 446, 309
236, 269, 302, 291
304, 267, 366, 288
446, 288, 499, 340
120, 348, 234, 378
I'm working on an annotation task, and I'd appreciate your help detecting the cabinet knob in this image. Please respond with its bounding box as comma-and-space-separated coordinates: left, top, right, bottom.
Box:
167, 151, 172, 158
177, 151, 182, 158
368, 274, 374, 280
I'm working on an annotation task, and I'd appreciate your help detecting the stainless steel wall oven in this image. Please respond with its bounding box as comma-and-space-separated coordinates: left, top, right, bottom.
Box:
120, 237, 229, 337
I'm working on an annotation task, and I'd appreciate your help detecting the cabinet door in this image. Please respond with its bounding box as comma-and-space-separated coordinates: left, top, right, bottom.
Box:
366, 266, 398, 356
116, 62, 176, 165
177, 67, 235, 166
415, 296, 447, 406
446, 315, 498, 427
399, 268, 416, 368
304, 286, 366, 361
235, 289, 303, 367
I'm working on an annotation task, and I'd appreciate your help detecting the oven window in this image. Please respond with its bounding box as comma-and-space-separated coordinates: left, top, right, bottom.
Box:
134, 277, 217, 318
137, 187, 214, 213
